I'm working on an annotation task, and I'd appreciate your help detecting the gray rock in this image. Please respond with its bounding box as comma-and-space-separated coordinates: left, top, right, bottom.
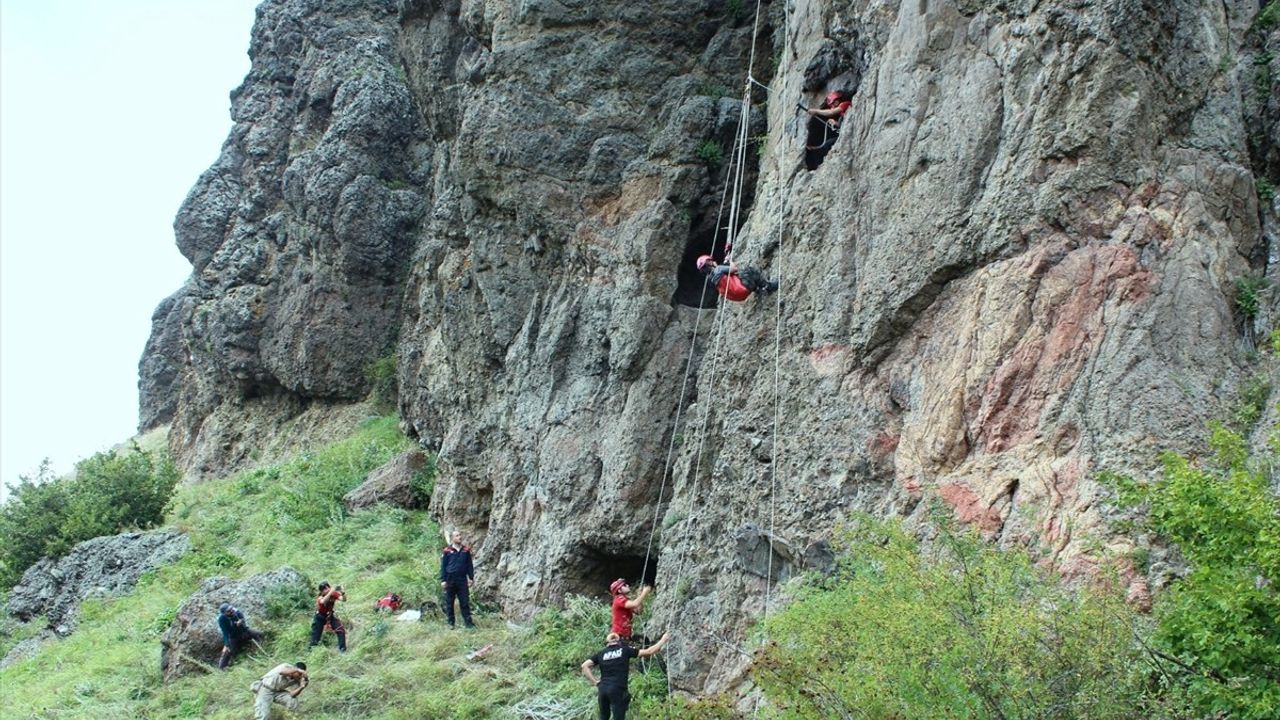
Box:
0, 631, 57, 670
7, 530, 189, 635
139, 0, 1280, 697
159, 566, 309, 683
343, 449, 430, 511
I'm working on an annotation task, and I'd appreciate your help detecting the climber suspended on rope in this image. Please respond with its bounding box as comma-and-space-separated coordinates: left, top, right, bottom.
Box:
802, 89, 852, 170
697, 255, 779, 302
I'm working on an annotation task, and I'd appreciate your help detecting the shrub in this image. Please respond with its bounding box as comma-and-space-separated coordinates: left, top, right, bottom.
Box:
754, 513, 1149, 719
1259, 177, 1276, 205
1236, 274, 1269, 321
0, 445, 179, 589
1103, 426, 1280, 720
365, 354, 398, 413
1256, 1, 1280, 31
696, 140, 724, 170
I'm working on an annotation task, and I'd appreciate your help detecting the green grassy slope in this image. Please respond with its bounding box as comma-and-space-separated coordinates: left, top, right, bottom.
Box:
0, 417, 670, 719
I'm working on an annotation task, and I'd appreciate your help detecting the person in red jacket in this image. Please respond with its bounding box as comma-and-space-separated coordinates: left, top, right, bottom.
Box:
804, 89, 853, 170
609, 578, 652, 642
309, 581, 347, 652
696, 255, 779, 301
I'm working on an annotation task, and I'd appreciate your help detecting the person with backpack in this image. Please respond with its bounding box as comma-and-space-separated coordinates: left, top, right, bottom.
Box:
803, 89, 853, 169
308, 581, 347, 652
696, 256, 779, 301
581, 631, 671, 720
440, 530, 476, 628
217, 603, 265, 669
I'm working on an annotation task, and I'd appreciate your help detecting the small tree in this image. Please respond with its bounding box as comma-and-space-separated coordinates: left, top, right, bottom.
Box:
0, 445, 179, 590
1104, 424, 1280, 719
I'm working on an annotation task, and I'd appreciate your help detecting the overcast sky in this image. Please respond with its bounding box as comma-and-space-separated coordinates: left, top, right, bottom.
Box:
1, 0, 262, 492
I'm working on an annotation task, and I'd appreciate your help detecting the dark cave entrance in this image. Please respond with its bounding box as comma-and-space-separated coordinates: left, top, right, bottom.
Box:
563, 544, 659, 598
672, 228, 726, 308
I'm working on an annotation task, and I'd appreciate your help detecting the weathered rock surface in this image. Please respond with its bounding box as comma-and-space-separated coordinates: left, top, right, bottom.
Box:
142, 0, 1279, 695
343, 448, 429, 511
159, 567, 308, 682
6, 530, 189, 635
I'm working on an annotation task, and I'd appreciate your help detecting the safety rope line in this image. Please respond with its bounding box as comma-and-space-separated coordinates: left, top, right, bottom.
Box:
638, 96, 751, 590
652, 0, 776, 712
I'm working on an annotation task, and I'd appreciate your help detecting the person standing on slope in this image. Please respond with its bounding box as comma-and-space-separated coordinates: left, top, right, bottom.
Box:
609, 578, 651, 643
581, 631, 671, 720
440, 530, 476, 628
308, 581, 347, 652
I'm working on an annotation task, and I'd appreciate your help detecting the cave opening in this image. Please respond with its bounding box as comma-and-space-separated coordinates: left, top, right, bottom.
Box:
672, 227, 725, 308
562, 543, 659, 599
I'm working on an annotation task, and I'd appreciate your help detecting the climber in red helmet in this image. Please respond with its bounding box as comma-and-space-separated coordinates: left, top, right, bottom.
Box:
609, 578, 652, 642
803, 89, 853, 170
696, 255, 779, 302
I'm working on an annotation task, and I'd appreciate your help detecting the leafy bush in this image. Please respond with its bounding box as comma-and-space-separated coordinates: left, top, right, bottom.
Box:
410, 455, 437, 508
1236, 274, 1269, 321
754, 513, 1149, 719
1257, 0, 1280, 30
520, 594, 612, 680
1103, 426, 1280, 720
365, 354, 398, 413
0, 445, 179, 589
1259, 177, 1276, 205
697, 140, 724, 169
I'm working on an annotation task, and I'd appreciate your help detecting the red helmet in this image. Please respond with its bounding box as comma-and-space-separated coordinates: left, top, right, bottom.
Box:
609, 578, 627, 594
696, 255, 714, 270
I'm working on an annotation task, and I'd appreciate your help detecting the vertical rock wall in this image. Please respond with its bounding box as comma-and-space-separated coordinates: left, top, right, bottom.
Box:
140, 0, 1278, 694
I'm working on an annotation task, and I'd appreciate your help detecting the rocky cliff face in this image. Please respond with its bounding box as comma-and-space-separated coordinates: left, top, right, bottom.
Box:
141, 0, 1279, 695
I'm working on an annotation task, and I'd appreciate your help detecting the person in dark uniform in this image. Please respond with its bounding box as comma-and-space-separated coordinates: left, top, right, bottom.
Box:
580, 631, 671, 720
216, 603, 264, 669
439, 530, 476, 628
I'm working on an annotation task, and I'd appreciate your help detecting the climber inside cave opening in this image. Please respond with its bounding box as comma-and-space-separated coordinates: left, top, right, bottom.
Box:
803, 89, 853, 170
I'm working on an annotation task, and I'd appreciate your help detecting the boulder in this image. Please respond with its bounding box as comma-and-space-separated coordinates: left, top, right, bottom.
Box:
343, 449, 429, 512
159, 566, 309, 682
7, 530, 189, 635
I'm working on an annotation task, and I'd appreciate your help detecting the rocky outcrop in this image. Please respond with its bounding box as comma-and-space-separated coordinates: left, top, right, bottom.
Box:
141, 0, 1278, 696
7, 530, 189, 635
343, 448, 430, 511
159, 567, 308, 682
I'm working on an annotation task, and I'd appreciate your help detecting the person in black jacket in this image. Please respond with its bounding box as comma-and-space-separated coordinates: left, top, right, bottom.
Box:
581, 631, 671, 720
439, 530, 476, 628
216, 602, 264, 669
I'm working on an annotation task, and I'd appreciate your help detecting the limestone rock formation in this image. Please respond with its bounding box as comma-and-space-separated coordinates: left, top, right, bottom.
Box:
159, 567, 309, 682
141, 0, 1279, 695
6, 530, 189, 636
343, 448, 430, 511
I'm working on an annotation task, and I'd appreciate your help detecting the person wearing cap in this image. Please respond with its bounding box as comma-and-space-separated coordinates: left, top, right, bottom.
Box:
581, 631, 671, 720
609, 579, 652, 642
251, 660, 308, 720
803, 89, 853, 169
440, 530, 476, 628
696, 256, 779, 302
216, 602, 264, 669
308, 581, 347, 652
